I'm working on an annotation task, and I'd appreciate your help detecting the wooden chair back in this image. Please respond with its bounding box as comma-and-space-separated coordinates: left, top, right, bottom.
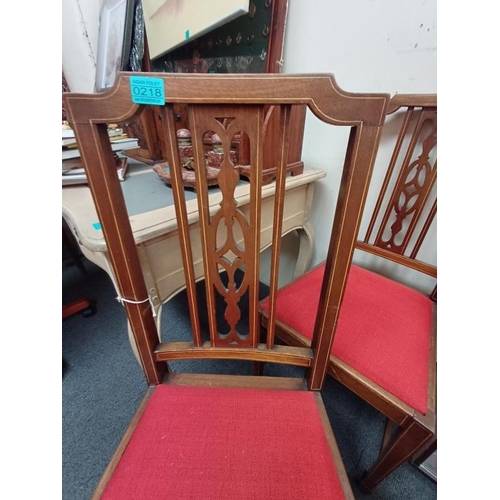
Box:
65, 72, 389, 390
355, 94, 437, 298
255, 92, 437, 493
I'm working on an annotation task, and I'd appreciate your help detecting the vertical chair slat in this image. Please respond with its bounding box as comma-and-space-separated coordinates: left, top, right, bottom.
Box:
161, 105, 203, 347
364, 107, 415, 243
266, 104, 292, 349
188, 105, 219, 345
248, 106, 265, 347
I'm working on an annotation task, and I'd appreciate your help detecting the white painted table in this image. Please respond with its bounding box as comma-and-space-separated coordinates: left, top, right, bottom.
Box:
62, 161, 325, 358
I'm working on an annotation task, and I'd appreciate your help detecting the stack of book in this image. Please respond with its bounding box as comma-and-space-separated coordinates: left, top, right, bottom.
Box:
62, 125, 139, 186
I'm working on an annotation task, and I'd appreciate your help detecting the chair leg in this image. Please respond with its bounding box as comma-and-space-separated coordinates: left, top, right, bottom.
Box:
253, 361, 264, 376
358, 420, 434, 493
380, 418, 398, 453
253, 322, 267, 376
412, 435, 437, 467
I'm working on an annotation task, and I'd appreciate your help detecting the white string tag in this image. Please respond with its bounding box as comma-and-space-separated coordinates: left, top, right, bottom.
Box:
115, 295, 157, 317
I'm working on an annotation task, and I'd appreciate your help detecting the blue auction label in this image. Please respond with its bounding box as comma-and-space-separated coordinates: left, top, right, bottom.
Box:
130, 76, 165, 105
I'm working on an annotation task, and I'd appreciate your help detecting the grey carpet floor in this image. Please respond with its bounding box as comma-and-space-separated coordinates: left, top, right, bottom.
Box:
62, 256, 437, 500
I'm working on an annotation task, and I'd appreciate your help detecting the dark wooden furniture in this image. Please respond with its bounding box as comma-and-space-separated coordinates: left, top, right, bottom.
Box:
260, 94, 437, 493
62, 218, 96, 320
122, 0, 307, 186
65, 72, 389, 499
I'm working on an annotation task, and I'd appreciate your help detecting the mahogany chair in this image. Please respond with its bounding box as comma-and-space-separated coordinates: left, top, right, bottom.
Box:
65, 72, 389, 499
260, 94, 437, 493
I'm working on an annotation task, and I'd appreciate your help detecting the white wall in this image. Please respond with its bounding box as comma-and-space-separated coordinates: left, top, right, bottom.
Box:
62, 0, 102, 92
283, 1, 436, 94
281, 0, 436, 291
62, 0, 437, 290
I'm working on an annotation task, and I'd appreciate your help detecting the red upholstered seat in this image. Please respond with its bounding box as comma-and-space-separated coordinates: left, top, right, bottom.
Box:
261, 264, 433, 414
102, 384, 345, 500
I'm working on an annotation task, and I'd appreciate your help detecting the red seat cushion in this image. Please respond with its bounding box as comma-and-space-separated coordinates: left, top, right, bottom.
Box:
102, 384, 345, 499
261, 264, 433, 414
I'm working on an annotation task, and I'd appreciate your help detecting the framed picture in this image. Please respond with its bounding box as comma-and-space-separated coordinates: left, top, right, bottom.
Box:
142, 0, 249, 61
95, 0, 135, 92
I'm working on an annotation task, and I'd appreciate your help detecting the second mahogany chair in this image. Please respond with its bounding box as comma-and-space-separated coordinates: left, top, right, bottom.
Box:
65, 72, 389, 499
260, 94, 437, 493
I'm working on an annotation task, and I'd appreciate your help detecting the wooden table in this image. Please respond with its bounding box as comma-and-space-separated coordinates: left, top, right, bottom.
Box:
62, 161, 326, 359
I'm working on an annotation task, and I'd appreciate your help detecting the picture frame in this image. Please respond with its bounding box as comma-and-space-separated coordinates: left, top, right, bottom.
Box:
142, 0, 250, 61
95, 0, 135, 92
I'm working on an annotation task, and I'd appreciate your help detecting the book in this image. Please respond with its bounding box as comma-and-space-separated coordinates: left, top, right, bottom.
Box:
62, 137, 77, 147
62, 156, 129, 186
62, 129, 75, 139
62, 134, 139, 160
62, 157, 84, 173
62, 170, 87, 186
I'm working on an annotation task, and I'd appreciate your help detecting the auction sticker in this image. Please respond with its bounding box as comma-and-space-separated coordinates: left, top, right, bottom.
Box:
130, 77, 165, 105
